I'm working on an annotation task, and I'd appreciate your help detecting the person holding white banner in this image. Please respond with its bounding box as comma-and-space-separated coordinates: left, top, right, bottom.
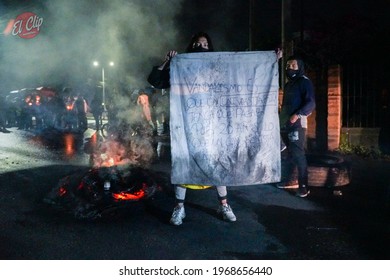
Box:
148, 32, 237, 226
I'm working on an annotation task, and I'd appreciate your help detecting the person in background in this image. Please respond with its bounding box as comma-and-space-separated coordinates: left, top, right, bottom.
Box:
90, 93, 104, 131
0, 93, 11, 133
277, 56, 316, 198
18, 95, 33, 130
148, 32, 236, 226
137, 89, 155, 131
73, 94, 88, 131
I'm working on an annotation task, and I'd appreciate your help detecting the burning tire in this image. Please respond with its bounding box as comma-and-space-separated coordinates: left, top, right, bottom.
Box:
44, 165, 162, 219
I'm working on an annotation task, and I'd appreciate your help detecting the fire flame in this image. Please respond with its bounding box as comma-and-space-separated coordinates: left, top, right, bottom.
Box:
85, 129, 157, 202
94, 139, 130, 168
112, 189, 145, 201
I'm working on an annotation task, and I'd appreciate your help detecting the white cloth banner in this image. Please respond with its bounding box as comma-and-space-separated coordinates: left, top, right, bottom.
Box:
170, 51, 281, 186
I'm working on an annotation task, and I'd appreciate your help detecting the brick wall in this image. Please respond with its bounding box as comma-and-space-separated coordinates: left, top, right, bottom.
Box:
327, 65, 342, 150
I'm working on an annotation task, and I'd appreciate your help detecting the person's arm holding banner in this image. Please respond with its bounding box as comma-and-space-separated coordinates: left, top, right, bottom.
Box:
147, 50, 177, 89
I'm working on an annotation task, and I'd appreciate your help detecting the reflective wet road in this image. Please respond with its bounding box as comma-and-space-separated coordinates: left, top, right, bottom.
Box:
0, 123, 389, 260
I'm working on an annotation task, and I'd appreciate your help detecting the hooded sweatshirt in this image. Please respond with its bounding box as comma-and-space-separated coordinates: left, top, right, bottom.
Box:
279, 58, 316, 130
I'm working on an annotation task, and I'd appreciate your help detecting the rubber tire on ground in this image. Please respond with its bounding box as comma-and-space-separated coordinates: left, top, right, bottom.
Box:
281, 154, 352, 188
306, 154, 351, 187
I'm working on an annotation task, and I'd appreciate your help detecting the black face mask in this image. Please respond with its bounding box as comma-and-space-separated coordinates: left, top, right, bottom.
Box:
191, 45, 210, 52
285, 69, 299, 79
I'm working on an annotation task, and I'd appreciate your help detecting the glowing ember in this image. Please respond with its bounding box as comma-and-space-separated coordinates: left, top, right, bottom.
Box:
58, 186, 67, 196
112, 189, 145, 200
45, 164, 160, 219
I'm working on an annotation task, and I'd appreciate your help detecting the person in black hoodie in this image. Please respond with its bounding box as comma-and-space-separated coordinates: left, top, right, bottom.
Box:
147, 31, 214, 89
277, 56, 316, 197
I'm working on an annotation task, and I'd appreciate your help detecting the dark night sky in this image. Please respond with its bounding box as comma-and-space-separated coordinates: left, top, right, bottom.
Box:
0, 0, 389, 92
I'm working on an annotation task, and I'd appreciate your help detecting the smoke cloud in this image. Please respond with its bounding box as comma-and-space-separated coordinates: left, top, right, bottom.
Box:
0, 0, 185, 92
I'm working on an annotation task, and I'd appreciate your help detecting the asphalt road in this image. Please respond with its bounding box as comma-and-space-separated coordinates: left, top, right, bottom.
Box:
0, 125, 389, 260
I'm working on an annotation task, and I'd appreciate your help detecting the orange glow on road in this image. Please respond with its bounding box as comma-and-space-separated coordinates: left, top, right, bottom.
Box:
64, 133, 75, 156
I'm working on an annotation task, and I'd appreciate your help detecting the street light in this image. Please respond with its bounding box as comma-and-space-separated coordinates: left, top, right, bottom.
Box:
93, 60, 114, 112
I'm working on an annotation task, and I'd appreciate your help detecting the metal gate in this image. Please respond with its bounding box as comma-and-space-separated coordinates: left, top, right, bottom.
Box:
342, 62, 388, 128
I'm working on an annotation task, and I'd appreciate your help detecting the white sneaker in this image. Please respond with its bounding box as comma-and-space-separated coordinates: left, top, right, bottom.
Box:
170, 206, 186, 226
217, 204, 237, 222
